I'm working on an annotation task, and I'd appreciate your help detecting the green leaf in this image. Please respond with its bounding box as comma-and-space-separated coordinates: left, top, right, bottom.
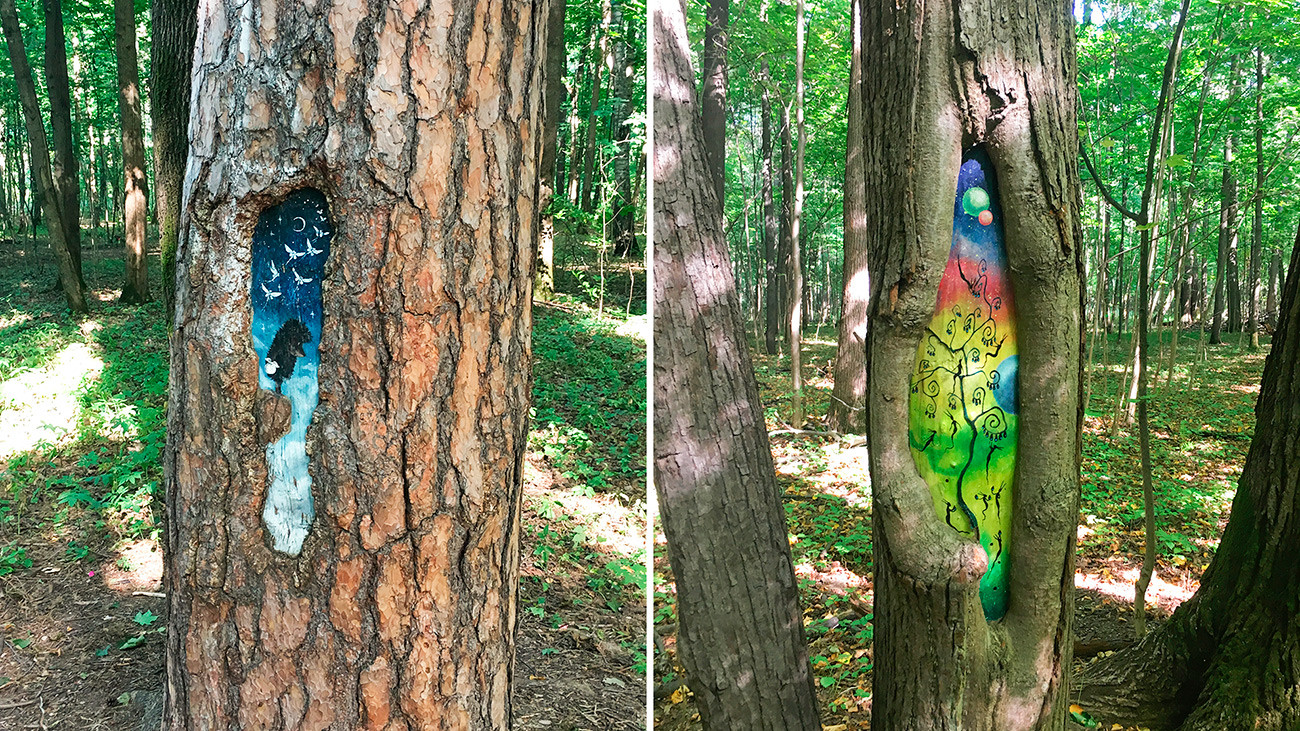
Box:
1164, 153, 1189, 168
119, 634, 147, 650
819, 675, 836, 688
11, 638, 31, 649
1099, 137, 1116, 149
133, 610, 159, 626
95, 646, 110, 657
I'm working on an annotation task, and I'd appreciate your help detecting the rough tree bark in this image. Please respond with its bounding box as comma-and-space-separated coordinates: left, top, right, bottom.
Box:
0, 0, 87, 314
862, 0, 1083, 727
44, 0, 84, 287
163, 0, 542, 727
1076, 224, 1300, 731
827, 0, 868, 434
700, 0, 727, 205
151, 0, 198, 316
653, 0, 820, 725
115, 0, 150, 303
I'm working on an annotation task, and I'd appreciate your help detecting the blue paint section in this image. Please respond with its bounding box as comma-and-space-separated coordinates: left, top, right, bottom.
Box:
251, 189, 332, 555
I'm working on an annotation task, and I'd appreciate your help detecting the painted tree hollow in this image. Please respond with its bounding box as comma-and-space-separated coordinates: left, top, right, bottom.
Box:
251, 188, 332, 555
908, 149, 1017, 620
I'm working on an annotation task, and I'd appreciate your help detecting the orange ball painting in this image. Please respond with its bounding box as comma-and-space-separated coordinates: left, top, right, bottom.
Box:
978, 209, 993, 226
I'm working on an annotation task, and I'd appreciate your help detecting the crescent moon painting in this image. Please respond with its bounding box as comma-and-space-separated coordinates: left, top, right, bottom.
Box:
908, 148, 1017, 620
250, 189, 333, 555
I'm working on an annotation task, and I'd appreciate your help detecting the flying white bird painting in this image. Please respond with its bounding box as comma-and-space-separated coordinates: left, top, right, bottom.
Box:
261, 282, 281, 299
293, 270, 313, 285
306, 239, 323, 256
268, 260, 280, 281
285, 243, 306, 261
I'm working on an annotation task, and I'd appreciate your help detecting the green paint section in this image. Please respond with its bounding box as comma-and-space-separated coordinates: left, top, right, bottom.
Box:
908, 151, 1016, 620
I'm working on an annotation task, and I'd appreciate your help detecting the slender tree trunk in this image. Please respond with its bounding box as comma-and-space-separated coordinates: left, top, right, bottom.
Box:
761, 63, 779, 356
565, 33, 592, 206
1211, 125, 1236, 345
828, 0, 868, 434
778, 105, 793, 344
151, 0, 198, 317
788, 0, 805, 426
115, 0, 149, 303
1248, 44, 1264, 349
164, 0, 542, 726
1078, 224, 1300, 731
0, 0, 87, 314
609, 0, 636, 257
537, 0, 566, 300
652, 0, 821, 725
1266, 247, 1280, 328
862, 0, 1082, 726
44, 0, 84, 287
700, 0, 727, 205
578, 0, 610, 213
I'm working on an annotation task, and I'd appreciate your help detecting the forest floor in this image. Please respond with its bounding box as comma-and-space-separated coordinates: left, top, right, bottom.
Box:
0, 227, 647, 731
653, 324, 1266, 730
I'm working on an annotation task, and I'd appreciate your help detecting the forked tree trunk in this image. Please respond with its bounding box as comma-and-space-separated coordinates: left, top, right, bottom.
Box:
150, 0, 198, 316
827, 0, 868, 434
0, 0, 87, 314
44, 0, 84, 287
1076, 226, 1300, 731
862, 0, 1082, 727
115, 0, 149, 303
164, 0, 542, 727
652, 0, 820, 725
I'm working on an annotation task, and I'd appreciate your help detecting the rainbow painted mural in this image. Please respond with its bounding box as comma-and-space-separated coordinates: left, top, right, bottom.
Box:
908, 149, 1017, 620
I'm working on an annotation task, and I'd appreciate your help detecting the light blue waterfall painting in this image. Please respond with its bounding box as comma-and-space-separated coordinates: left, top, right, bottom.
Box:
251, 189, 331, 555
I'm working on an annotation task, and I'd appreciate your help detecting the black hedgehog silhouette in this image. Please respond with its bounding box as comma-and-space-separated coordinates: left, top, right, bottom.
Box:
264, 319, 312, 393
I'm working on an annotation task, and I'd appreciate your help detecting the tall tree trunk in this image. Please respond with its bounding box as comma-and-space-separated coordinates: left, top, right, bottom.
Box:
164, 0, 542, 726
578, 0, 610, 213
609, 0, 636, 257
44, 0, 84, 287
828, 0, 868, 434
1211, 129, 1235, 345
565, 32, 592, 206
778, 105, 793, 344
700, 0, 727, 205
761, 62, 779, 356
1266, 247, 1280, 328
652, 0, 820, 726
788, 0, 805, 426
1077, 224, 1300, 731
151, 0, 198, 317
1248, 44, 1264, 349
862, 0, 1082, 726
0, 0, 87, 314
537, 0, 566, 300
115, 0, 149, 303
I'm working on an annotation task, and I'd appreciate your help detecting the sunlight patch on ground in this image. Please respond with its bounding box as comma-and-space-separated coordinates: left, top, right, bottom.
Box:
523, 455, 644, 558
0, 341, 103, 459
795, 560, 871, 598
615, 313, 648, 341
0, 312, 31, 330
1075, 567, 1195, 613
100, 539, 164, 593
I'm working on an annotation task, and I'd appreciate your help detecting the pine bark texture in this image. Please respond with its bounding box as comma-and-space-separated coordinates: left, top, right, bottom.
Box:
44, 0, 84, 285
151, 0, 198, 316
1076, 229, 1300, 731
652, 0, 820, 726
0, 0, 87, 313
164, 1, 543, 728
115, 0, 150, 303
862, 0, 1082, 727
827, 0, 868, 434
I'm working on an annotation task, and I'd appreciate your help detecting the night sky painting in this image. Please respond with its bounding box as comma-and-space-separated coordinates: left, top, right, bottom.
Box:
908, 149, 1018, 620
251, 188, 332, 556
